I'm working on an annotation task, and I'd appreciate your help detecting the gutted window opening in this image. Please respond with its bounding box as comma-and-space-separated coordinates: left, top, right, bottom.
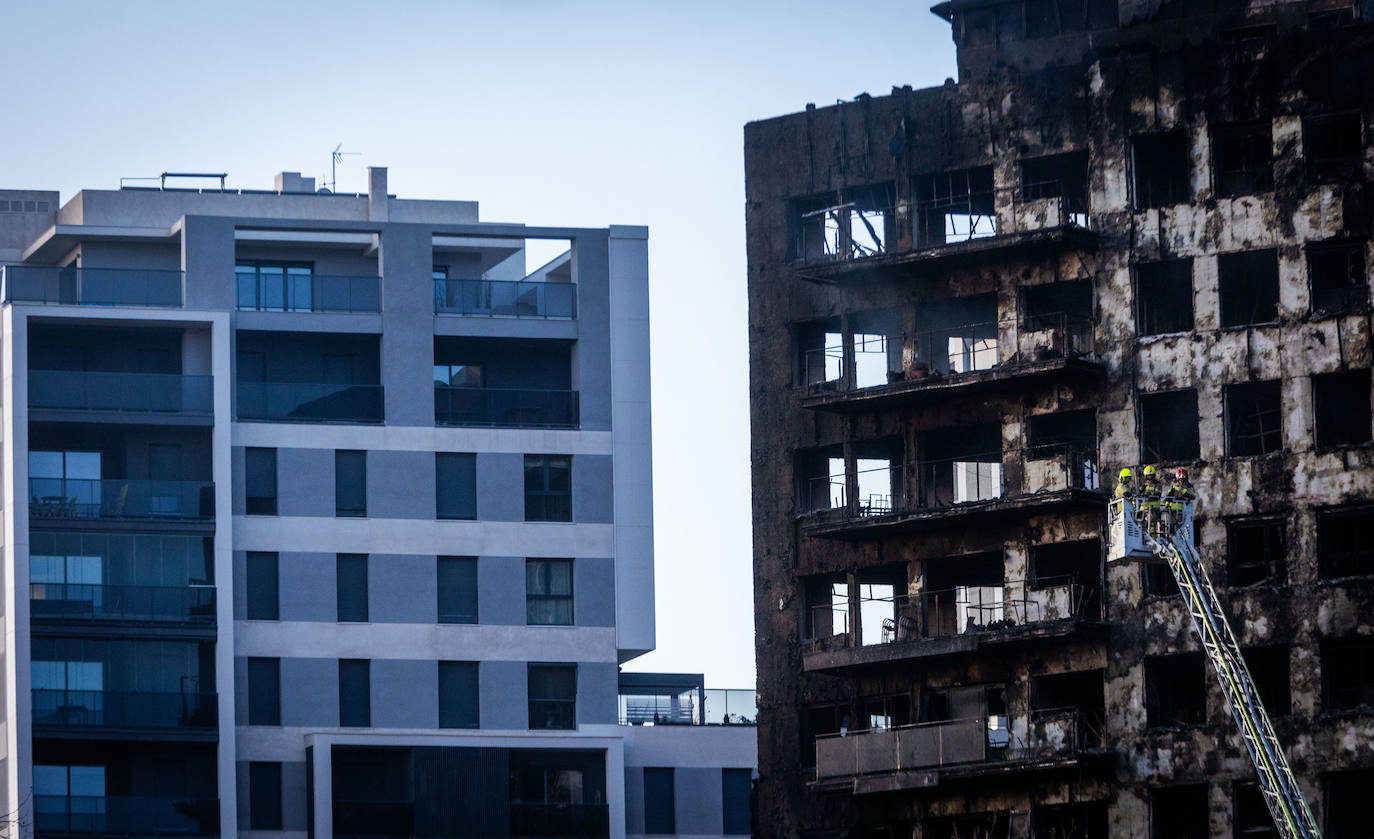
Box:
1317, 506, 1374, 579
920, 684, 1009, 754
1228, 518, 1286, 587
796, 318, 843, 389
856, 693, 913, 731
1142, 552, 1176, 598
1031, 539, 1102, 619
1321, 637, 1374, 712
924, 552, 1004, 637
857, 567, 910, 646
1307, 241, 1368, 316
1033, 802, 1108, 839
850, 309, 903, 389
1325, 768, 1374, 839
1243, 645, 1291, 717
923, 812, 1010, 839
1150, 785, 1209, 839
1304, 112, 1363, 182
1027, 409, 1096, 459
1139, 389, 1200, 463
1019, 150, 1089, 224
1213, 121, 1274, 196
1023, 278, 1092, 327
914, 166, 996, 247
803, 574, 849, 642
1131, 132, 1190, 209
1218, 249, 1280, 327
912, 293, 999, 375
1145, 652, 1206, 728
918, 424, 1003, 508
1225, 380, 1283, 456
1134, 259, 1194, 336
1313, 370, 1373, 448
1031, 668, 1105, 748
1234, 783, 1278, 839
790, 184, 897, 261
854, 439, 903, 517
1309, 8, 1356, 30
796, 447, 845, 515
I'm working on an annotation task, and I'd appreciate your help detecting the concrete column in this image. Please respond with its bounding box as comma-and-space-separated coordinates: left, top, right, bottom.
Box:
368, 167, 389, 222
376, 224, 433, 427
181, 216, 237, 311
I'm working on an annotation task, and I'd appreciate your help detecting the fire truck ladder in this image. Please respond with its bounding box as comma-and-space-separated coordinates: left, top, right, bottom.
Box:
1141, 523, 1321, 839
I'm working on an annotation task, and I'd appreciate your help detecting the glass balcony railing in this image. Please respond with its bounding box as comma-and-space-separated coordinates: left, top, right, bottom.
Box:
509, 803, 610, 838
30, 583, 216, 625
704, 689, 758, 725
29, 478, 215, 521
237, 381, 384, 423
29, 370, 213, 415
434, 385, 579, 429
618, 687, 757, 726
31, 689, 217, 730
34, 795, 219, 836
236, 273, 380, 313
2, 265, 183, 307
434, 278, 576, 319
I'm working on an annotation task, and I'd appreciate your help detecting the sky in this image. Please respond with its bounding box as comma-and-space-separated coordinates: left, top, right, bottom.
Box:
0, 0, 957, 689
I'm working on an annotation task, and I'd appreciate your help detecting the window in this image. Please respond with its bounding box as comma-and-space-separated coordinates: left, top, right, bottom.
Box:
34, 765, 104, 828
1313, 371, 1372, 448
1228, 519, 1285, 586
1219, 249, 1280, 327
29, 450, 102, 513
438, 661, 479, 729
1213, 122, 1273, 196
339, 659, 371, 727
721, 769, 752, 835
247, 657, 281, 726
1134, 259, 1194, 336
524, 455, 572, 522
1027, 409, 1096, 459
336, 554, 368, 623
1308, 241, 1368, 316
526, 559, 573, 625
1234, 783, 1276, 839
1323, 638, 1374, 712
1304, 113, 1363, 182
335, 450, 366, 517
1019, 151, 1089, 222
436, 452, 477, 520
249, 762, 283, 831
1139, 389, 1200, 462
913, 166, 996, 247
433, 362, 482, 387
528, 663, 576, 729
1318, 507, 1374, 579
1145, 653, 1206, 728
1033, 803, 1108, 839
1225, 381, 1283, 456
437, 556, 478, 624
1132, 132, 1190, 209
245, 448, 277, 515
246, 552, 279, 620
1142, 554, 1177, 598
1244, 645, 1291, 717
643, 768, 676, 835
236, 261, 313, 311
1150, 785, 1208, 839
1326, 768, 1374, 839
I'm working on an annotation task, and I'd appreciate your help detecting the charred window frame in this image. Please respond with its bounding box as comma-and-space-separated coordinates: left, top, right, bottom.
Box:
788, 184, 896, 262
1243, 645, 1291, 717
1325, 768, 1374, 839
1308, 241, 1368, 317
913, 166, 996, 248
1227, 518, 1286, 587
1212, 121, 1273, 197
1027, 409, 1096, 460
1139, 388, 1200, 463
1317, 506, 1374, 580
1134, 259, 1194, 336
1224, 380, 1283, 457
1131, 132, 1190, 210
1149, 785, 1209, 839
1144, 652, 1206, 728
1304, 112, 1363, 182
1033, 803, 1108, 839
1142, 554, 1177, 598
1313, 370, 1373, 449
1322, 637, 1374, 712
1031, 539, 1102, 619
1019, 151, 1089, 219
1218, 249, 1280, 328
1234, 782, 1278, 839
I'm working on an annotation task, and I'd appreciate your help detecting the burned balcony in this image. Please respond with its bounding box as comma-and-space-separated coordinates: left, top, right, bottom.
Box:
2, 265, 184, 308
790, 184, 898, 265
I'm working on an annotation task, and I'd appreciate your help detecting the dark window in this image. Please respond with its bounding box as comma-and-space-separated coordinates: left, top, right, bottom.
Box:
1323, 637, 1374, 712
1309, 8, 1355, 30
1304, 113, 1363, 182
528, 663, 576, 729
1326, 768, 1374, 839
1318, 507, 1374, 579
1244, 645, 1291, 717
1308, 241, 1368, 316
1139, 389, 1200, 462
1213, 121, 1273, 196
1313, 371, 1372, 448
1219, 249, 1280, 327
526, 559, 573, 625
1135, 259, 1194, 336
437, 556, 478, 624
643, 768, 676, 835
248, 762, 283, 831
1142, 554, 1176, 598
722, 769, 752, 835
1145, 653, 1206, 728
335, 450, 367, 517
246, 552, 279, 620
245, 447, 277, 515
247, 657, 281, 726
1027, 409, 1096, 459
1031, 539, 1102, 619
1033, 802, 1108, 839
1225, 381, 1283, 456
1228, 518, 1286, 586
339, 659, 371, 727
336, 554, 368, 623
524, 454, 572, 522
1019, 151, 1089, 218
438, 661, 479, 729
436, 452, 477, 520
1150, 784, 1208, 839
1234, 782, 1276, 839
913, 166, 996, 247
1132, 132, 1190, 209
235, 261, 313, 311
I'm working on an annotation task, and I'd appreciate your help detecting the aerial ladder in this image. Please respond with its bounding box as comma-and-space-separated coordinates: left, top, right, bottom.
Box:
1108, 494, 1322, 839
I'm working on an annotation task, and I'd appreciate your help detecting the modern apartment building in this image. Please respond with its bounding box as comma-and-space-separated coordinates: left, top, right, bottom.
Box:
0, 168, 755, 838
745, 2, 1374, 837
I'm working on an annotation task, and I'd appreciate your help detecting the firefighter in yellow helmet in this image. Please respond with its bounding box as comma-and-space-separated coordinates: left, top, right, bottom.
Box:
1114, 467, 1134, 499
1141, 465, 1163, 532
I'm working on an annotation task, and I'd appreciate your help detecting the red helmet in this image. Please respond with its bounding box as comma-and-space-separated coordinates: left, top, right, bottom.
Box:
1175, 468, 1189, 479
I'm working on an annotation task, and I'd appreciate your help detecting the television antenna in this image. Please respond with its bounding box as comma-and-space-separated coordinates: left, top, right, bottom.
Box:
323, 144, 361, 192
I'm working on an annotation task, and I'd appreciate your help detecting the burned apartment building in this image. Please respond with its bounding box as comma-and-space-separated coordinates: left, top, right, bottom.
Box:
744, 1, 1374, 837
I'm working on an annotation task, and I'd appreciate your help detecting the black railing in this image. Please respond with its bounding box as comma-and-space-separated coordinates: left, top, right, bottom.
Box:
30, 583, 215, 624
34, 795, 219, 836
509, 803, 610, 838
29, 370, 213, 415
914, 181, 1090, 249
434, 386, 579, 429
2, 265, 184, 308
31, 689, 217, 730
434, 278, 577, 319
29, 478, 215, 520
237, 381, 384, 423
237, 273, 380, 313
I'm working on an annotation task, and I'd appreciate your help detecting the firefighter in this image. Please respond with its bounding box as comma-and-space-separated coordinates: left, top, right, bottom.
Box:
1114, 467, 1135, 499
1170, 467, 1195, 510
1141, 464, 1163, 534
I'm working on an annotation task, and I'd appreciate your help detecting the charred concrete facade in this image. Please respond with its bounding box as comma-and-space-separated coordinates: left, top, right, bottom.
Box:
745, 2, 1374, 837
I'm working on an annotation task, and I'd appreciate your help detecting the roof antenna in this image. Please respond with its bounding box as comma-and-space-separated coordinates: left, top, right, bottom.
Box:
323, 144, 361, 193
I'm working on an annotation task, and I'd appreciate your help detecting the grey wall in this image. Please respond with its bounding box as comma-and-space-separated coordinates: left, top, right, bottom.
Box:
377, 225, 435, 426
573, 455, 614, 523
281, 657, 339, 726
367, 450, 434, 519
480, 660, 527, 729
575, 557, 616, 628
577, 662, 618, 725
479, 556, 526, 625
572, 231, 613, 431
370, 554, 439, 623
371, 659, 437, 728
235, 760, 309, 831
476, 453, 524, 521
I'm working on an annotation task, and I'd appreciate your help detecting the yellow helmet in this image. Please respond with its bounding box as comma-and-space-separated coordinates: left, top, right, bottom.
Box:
1143, 465, 1157, 477
1118, 468, 1133, 480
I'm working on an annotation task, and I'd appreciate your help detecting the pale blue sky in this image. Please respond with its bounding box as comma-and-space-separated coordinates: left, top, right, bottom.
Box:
0, 0, 957, 688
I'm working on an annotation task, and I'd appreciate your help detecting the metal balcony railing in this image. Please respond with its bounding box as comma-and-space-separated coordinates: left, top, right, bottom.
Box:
30, 583, 216, 624
237, 273, 380, 313
34, 795, 219, 836
914, 181, 1090, 249
29, 478, 215, 520
29, 370, 213, 415
793, 200, 897, 263
1, 265, 184, 307
434, 385, 579, 429
434, 278, 577, 319
509, 803, 610, 838
237, 381, 384, 423
31, 689, 217, 730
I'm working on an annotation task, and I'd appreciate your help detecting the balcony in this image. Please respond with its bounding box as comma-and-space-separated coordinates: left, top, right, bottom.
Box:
31, 583, 216, 630
434, 385, 579, 429
32, 690, 217, 739
29, 479, 215, 522
29, 371, 213, 422
434, 278, 576, 319
509, 803, 610, 839
34, 795, 219, 837
236, 381, 383, 424
2, 265, 183, 308
236, 272, 380, 313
